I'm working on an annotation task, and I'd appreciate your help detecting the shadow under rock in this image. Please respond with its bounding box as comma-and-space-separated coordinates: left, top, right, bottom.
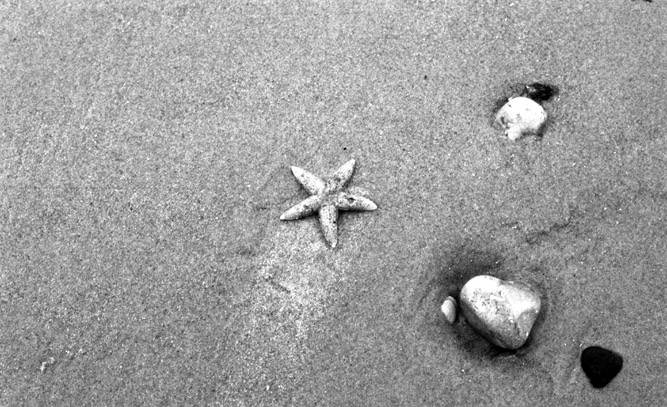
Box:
415, 241, 505, 345
421, 241, 552, 360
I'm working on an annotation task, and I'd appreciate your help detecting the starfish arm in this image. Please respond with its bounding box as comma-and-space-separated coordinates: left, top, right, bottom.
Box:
327, 159, 356, 192
280, 195, 322, 220
318, 203, 339, 247
291, 166, 325, 195
335, 192, 378, 211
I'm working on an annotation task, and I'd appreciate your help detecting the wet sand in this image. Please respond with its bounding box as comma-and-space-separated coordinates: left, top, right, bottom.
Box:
1, 0, 666, 405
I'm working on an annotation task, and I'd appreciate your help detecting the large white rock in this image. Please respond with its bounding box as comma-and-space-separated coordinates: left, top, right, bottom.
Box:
495, 96, 547, 140
459, 275, 541, 349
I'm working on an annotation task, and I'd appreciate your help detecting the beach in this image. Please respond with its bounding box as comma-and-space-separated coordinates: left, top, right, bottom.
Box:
1, 0, 666, 405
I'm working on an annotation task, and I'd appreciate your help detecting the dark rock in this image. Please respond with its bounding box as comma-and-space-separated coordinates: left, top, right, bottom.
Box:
581, 346, 623, 388
521, 83, 558, 103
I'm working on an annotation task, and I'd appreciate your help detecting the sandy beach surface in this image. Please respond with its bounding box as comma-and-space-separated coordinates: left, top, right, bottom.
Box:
1, 0, 666, 405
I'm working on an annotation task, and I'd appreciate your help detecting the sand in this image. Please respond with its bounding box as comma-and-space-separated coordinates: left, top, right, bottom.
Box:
1, 0, 666, 405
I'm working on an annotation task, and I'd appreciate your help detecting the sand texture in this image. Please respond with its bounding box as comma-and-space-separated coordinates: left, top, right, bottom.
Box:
1, 0, 666, 405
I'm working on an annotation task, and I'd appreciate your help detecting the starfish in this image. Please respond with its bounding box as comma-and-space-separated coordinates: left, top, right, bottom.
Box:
280, 159, 377, 248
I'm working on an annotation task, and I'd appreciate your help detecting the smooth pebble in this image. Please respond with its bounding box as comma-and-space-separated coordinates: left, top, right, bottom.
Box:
441, 296, 458, 325
459, 275, 541, 349
495, 96, 547, 140
581, 346, 623, 388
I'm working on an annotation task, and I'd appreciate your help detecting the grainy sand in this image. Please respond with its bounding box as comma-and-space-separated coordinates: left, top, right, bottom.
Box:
1, 0, 666, 405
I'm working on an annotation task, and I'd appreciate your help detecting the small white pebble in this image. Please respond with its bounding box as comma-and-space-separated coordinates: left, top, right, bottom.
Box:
40, 357, 56, 373
495, 96, 547, 140
441, 296, 458, 325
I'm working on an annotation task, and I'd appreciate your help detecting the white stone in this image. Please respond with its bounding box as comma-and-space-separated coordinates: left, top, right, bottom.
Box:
495, 96, 547, 140
441, 296, 457, 325
459, 275, 541, 349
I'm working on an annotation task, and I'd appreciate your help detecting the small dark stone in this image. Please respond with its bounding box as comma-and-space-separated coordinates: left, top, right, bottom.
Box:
521, 83, 558, 103
581, 346, 623, 388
